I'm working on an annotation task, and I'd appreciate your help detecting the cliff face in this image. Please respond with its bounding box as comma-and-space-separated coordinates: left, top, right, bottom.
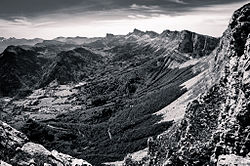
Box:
140, 3, 250, 166
177, 30, 219, 58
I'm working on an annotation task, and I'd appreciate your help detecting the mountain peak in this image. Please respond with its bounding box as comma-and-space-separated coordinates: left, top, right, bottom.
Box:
130, 28, 145, 36
133, 28, 143, 33
160, 29, 179, 38
145, 31, 159, 38
106, 33, 115, 39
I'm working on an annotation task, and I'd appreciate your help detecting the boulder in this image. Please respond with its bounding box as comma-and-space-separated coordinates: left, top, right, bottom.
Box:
0, 161, 12, 166
0, 121, 91, 166
0, 121, 28, 149
217, 154, 250, 166
12, 142, 92, 166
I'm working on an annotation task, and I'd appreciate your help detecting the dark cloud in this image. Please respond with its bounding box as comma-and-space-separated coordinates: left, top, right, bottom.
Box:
0, 0, 247, 20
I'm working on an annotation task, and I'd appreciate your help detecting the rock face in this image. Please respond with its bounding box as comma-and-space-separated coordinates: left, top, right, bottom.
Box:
137, 3, 250, 166
178, 30, 219, 58
0, 121, 91, 166
0, 121, 28, 147
12, 142, 91, 166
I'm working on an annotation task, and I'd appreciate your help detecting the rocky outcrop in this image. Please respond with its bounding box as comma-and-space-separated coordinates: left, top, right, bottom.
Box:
178, 30, 219, 58
141, 3, 250, 166
0, 161, 12, 166
12, 142, 91, 166
217, 154, 250, 166
159, 29, 219, 58
0, 121, 91, 166
0, 121, 28, 149
0, 121, 28, 162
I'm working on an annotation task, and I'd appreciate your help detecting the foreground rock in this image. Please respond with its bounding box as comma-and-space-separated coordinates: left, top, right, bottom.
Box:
0, 161, 12, 166
217, 154, 250, 166
0, 121, 91, 166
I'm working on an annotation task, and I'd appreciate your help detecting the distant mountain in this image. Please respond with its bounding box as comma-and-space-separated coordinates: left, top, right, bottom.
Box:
83, 28, 219, 59
39, 47, 104, 87
0, 37, 43, 53
53, 36, 99, 45
0, 28, 219, 96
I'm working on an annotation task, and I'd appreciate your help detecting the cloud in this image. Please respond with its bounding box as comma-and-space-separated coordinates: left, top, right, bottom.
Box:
128, 14, 149, 19
130, 4, 159, 10
11, 17, 32, 26
0, 0, 248, 39
0, 0, 247, 20
168, 0, 187, 5
128, 4, 163, 16
33, 21, 56, 27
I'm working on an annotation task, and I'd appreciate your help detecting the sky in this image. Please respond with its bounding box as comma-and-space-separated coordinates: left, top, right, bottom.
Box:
0, 0, 248, 39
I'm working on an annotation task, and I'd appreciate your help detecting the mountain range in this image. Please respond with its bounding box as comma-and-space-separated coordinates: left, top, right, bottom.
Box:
0, 3, 250, 166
